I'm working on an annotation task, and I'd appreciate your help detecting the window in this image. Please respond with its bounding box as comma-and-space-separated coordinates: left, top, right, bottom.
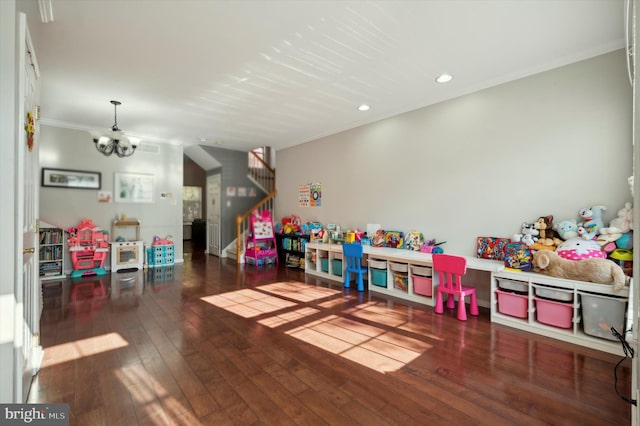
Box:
183, 186, 202, 222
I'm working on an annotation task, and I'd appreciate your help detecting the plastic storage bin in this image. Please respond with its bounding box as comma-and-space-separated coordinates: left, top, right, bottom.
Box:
371, 268, 387, 287
332, 259, 343, 276
580, 292, 627, 340
320, 258, 329, 273
389, 262, 408, 293
147, 245, 175, 267
534, 286, 573, 302
411, 265, 433, 297
534, 297, 573, 328
496, 288, 528, 318
369, 259, 387, 269
497, 278, 528, 293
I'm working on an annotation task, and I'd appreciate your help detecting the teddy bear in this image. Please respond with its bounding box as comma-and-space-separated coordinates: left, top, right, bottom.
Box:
533, 215, 563, 247
532, 250, 626, 290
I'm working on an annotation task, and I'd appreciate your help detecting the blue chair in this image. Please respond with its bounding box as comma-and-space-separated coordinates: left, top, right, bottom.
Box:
343, 243, 367, 292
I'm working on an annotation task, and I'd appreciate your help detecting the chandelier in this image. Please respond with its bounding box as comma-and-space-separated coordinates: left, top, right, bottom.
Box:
90, 100, 140, 158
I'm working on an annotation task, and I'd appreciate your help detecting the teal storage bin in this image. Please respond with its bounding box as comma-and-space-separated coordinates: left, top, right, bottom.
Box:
321, 258, 329, 273
371, 268, 387, 287
332, 259, 342, 276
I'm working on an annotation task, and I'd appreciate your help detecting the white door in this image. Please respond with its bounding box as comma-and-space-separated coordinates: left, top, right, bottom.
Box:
19, 14, 41, 401
207, 174, 221, 256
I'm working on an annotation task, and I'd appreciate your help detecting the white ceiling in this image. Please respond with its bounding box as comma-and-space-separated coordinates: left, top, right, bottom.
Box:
20, 0, 626, 152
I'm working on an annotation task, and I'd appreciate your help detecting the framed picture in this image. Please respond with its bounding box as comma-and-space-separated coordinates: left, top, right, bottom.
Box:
115, 172, 155, 203
41, 168, 101, 189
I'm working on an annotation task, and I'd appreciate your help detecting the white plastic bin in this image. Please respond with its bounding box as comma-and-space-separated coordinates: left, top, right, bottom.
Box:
580, 292, 627, 341
534, 285, 573, 302
497, 278, 528, 293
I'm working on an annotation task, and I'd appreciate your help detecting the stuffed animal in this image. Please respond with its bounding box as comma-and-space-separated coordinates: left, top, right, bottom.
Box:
556, 237, 606, 260
600, 202, 633, 234
554, 219, 579, 240
513, 222, 539, 246
532, 250, 626, 290
577, 226, 598, 241
533, 215, 563, 247
578, 205, 607, 235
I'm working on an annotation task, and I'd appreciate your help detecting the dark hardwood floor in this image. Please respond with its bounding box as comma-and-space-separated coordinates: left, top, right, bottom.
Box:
31, 249, 633, 425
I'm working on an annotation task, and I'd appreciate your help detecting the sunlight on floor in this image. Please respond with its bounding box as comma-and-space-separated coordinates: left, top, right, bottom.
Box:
286, 312, 432, 373
258, 306, 321, 328
201, 281, 435, 374
258, 281, 342, 302
42, 332, 129, 367
201, 289, 297, 318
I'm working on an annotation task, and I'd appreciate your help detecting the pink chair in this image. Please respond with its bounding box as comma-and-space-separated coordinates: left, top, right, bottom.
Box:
433, 254, 479, 321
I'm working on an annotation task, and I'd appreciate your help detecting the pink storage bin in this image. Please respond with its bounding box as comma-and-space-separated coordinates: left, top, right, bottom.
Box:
496, 289, 528, 318
413, 275, 433, 297
534, 297, 573, 329
411, 265, 432, 297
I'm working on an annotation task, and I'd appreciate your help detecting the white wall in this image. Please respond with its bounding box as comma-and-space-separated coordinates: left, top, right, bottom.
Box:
38, 125, 184, 265
276, 50, 632, 257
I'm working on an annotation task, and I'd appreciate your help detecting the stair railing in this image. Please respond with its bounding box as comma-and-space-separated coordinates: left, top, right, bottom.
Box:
248, 150, 275, 194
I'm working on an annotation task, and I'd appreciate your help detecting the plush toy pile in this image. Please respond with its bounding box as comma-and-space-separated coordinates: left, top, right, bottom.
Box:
509, 203, 633, 286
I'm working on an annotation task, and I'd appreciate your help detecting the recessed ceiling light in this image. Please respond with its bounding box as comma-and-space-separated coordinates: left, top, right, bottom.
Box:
358, 104, 370, 111
436, 73, 453, 83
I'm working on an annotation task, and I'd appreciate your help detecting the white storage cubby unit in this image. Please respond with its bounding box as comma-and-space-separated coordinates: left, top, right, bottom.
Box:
304, 242, 506, 306
365, 254, 435, 305
305, 242, 345, 279
491, 269, 631, 356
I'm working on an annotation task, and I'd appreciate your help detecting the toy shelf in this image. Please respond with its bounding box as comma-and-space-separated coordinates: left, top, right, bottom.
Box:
39, 222, 66, 280
276, 233, 309, 268
491, 269, 631, 356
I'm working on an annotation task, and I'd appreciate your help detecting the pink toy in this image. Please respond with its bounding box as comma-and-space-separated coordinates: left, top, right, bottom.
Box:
556, 237, 606, 261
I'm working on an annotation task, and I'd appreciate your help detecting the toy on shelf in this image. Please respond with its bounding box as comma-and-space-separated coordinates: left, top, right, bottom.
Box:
532, 250, 626, 290
420, 239, 445, 254
68, 219, 109, 278
578, 205, 607, 236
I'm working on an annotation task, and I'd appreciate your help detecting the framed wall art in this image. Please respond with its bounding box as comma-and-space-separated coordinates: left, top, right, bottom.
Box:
115, 172, 155, 203
41, 168, 101, 189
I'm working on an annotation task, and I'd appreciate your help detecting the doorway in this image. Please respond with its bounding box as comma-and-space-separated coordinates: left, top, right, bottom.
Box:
207, 174, 221, 256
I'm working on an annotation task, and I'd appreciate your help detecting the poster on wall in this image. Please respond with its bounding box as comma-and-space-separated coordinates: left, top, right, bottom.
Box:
226, 186, 236, 197
98, 191, 112, 203
299, 184, 310, 207
299, 182, 322, 207
310, 182, 321, 207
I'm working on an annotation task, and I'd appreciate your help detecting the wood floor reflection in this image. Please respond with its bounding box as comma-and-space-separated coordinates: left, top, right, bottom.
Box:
32, 252, 632, 425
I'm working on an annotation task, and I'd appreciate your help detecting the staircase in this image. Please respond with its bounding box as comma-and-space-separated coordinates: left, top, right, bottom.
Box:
229, 149, 276, 263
